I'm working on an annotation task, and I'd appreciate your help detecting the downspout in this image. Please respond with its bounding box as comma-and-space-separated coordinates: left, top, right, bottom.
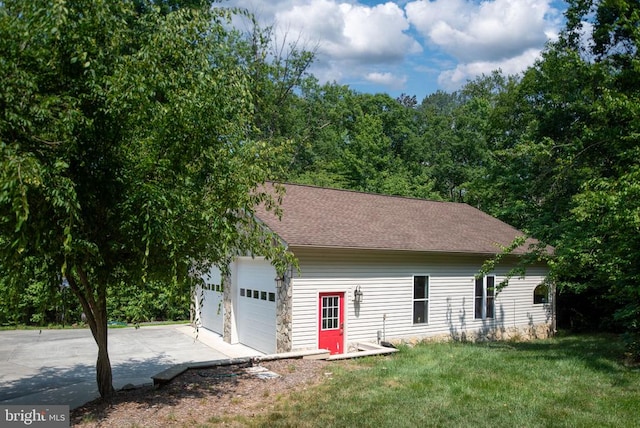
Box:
551, 280, 557, 336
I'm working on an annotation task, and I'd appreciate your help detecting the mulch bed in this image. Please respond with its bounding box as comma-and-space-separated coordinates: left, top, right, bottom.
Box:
71, 358, 334, 427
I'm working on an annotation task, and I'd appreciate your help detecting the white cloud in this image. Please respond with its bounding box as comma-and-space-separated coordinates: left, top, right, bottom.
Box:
226, 0, 421, 91
437, 48, 543, 91
275, 1, 421, 62
405, 0, 562, 90
406, 0, 558, 61
366, 72, 407, 89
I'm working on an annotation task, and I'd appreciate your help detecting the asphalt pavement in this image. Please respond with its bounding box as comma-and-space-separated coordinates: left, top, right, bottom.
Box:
0, 324, 260, 409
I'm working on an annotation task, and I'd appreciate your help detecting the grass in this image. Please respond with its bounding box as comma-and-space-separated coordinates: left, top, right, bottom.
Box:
252, 334, 640, 428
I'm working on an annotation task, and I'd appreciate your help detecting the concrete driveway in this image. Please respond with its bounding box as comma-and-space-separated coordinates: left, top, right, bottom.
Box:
0, 324, 260, 409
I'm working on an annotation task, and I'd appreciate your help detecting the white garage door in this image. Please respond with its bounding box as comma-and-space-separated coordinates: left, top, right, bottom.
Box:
236, 258, 277, 354
200, 267, 224, 334
200, 290, 224, 334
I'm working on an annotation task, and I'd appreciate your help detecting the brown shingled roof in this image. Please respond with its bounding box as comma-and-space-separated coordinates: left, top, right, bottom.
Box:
255, 183, 543, 255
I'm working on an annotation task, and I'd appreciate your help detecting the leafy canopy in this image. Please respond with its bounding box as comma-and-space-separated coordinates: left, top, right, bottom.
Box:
0, 0, 294, 397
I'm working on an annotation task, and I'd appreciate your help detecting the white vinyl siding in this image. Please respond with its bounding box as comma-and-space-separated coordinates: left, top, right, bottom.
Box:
289, 247, 550, 351
492, 266, 552, 327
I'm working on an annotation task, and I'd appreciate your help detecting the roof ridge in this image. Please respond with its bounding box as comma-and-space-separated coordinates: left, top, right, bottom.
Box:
275, 181, 469, 206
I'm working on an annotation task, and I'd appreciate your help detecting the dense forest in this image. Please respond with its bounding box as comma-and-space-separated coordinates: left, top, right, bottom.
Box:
1, 0, 638, 360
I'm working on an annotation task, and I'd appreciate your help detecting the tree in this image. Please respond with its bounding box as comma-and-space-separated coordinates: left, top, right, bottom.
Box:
413, 83, 494, 204
473, 0, 640, 351
0, 0, 293, 398
554, 0, 640, 348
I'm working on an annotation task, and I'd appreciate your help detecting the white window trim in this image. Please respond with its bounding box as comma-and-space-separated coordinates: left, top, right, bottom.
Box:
412, 274, 430, 325
475, 275, 495, 320
533, 283, 549, 305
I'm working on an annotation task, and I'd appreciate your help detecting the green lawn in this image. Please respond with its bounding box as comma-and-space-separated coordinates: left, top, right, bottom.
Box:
254, 334, 640, 428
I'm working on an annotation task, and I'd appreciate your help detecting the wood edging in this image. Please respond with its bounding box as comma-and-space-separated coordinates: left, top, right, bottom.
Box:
151, 346, 397, 387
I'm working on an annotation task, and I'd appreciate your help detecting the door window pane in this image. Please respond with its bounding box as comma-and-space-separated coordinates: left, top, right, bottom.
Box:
321, 296, 339, 330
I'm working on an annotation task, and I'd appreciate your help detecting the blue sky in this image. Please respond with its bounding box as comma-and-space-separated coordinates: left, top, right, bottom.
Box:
227, 0, 567, 101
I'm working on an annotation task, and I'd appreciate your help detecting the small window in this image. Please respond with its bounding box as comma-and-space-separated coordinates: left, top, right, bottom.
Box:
534, 283, 549, 304
240, 288, 245, 297
413, 275, 429, 324
261, 291, 267, 300
246, 289, 252, 298
268, 292, 276, 302
253, 290, 259, 299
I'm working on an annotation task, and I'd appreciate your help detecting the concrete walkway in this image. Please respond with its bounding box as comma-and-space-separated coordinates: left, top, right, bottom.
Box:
0, 324, 261, 409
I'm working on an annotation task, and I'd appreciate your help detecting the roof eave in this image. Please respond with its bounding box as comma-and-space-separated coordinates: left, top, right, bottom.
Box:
285, 243, 538, 257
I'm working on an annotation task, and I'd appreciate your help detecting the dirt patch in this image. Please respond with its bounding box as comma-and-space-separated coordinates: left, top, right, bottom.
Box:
71, 358, 336, 427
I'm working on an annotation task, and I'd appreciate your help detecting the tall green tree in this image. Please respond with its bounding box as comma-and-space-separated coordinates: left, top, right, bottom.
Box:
557, 0, 640, 346
474, 0, 640, 348
0, 0, 292, 398
414, 81, 497, 204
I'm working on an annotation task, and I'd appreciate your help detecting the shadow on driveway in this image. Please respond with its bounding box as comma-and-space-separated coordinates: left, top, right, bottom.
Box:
0, 325, 232, 408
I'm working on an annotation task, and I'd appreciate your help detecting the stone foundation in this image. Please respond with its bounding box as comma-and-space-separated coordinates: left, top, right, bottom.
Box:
275, 269, 292, 353
222, 270, 232, 343
392, 323, 553, 347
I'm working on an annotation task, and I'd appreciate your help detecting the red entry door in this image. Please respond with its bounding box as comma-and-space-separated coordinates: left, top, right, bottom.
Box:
318, 292, 344, 355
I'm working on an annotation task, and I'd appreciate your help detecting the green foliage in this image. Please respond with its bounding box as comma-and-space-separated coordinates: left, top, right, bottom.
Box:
284, 86, 438, 198
0, 0, 298, 397
107, 279, 190, 323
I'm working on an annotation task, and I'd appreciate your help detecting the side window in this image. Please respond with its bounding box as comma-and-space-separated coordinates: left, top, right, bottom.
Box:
413, 275, 429, 324
533, 283, 549, 304
475, 275, 495, 320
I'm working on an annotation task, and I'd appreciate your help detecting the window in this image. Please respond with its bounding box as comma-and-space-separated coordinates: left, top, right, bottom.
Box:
475, 275, 495, 320
268, 292, 276, 302
253, 290, 259, 299
246, 289, 252, 298
240, 288, 245, 297
534, 283, 549, 304
321, 296, 340, 330
261, 291, 267, 300
413, 275, 429, 324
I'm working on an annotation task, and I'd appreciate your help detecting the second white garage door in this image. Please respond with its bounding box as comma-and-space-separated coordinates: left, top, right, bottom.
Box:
236, 257, 277, 354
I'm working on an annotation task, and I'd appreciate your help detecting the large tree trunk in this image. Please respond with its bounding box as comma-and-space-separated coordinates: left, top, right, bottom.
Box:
67, 266, 115, 399
95, 315, 114, 399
